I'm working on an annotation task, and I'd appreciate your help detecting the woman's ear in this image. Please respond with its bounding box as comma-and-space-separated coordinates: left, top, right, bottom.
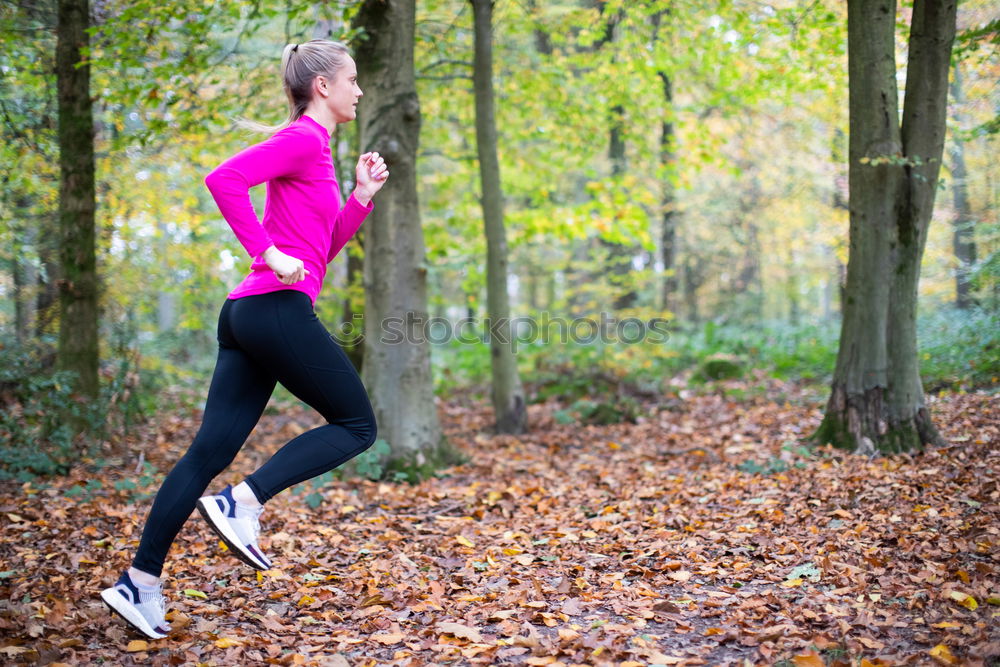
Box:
314, 75, 329, 98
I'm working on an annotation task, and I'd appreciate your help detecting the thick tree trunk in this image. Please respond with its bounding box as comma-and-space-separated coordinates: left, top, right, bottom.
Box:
353, 0, 449, 465
56, 0, 98, 398
815, 0, 954, 454
948, 65, 976, 309
470, 0, 526, 434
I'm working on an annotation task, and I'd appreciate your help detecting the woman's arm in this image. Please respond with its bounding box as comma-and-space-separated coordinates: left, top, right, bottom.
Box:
327, 152, 388, 263
205, 126, 321, 258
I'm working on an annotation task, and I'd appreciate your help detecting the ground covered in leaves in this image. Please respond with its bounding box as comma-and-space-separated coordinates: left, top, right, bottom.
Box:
1, 383, 998, 666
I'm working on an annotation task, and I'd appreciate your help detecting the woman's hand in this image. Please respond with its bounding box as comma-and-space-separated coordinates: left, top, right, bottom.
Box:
353, 152, 389, 206
263, 245, 309, 285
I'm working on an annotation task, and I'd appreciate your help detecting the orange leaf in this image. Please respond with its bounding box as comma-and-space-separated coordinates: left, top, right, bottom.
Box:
929, 644, 958, 665
792, 652, 825, 667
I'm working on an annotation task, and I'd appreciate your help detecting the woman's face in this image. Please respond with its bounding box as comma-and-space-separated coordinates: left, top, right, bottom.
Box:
322, 56, 363, 124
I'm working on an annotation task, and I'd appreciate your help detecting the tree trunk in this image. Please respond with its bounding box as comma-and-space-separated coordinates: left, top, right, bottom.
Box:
341, 236, 365, 373
13, 201, 39, 344
56, 0, 98, 398
526, 0, 552, 56
649, 10, 679, 317
683, 256, 704, 324
829, 127, 849, 321
353, 0, 449, 467
470, 0, 526, 434
598, 7, 637, 311
659, 71, 679, 315
815, 0, 955, 454
948, 64, 976, 309
332, 122, 365, 372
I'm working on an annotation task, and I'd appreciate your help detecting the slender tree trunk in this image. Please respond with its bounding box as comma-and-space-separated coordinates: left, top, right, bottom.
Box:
13, 202, 38, 344
948, 64, 976, 309
332, 122, 365, 372
470, 0, 526, 434
598, 7, 638, 311
56, 0, 98, 398
830, 127, 849, 321
341, 238, 365, 372
36, 230, 61, 340
659, 71, 679, 314
526, 0, 551, 56
648, 10, 679, 317
683, 256, 703, 324
353, 0, 449, 465
815, 0, 955, 454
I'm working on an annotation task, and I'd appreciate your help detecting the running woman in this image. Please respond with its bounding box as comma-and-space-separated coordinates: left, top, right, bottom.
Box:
101, 40, 388, 640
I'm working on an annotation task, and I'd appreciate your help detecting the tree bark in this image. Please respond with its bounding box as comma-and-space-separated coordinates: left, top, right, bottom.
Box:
353, 0, 449, 466
56, 0, 99, 398
659, 70, 679, 315
470, 0, 526, 434
948, 64, 976, 309
815, 0, 955, 454
599, 7, 638, 311
341, 235, 365, 373
13, 201, 39, 344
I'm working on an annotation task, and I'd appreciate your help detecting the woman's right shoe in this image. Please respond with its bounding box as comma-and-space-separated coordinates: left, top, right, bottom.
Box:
100, 572, 170, 639
196, 485, 272, 570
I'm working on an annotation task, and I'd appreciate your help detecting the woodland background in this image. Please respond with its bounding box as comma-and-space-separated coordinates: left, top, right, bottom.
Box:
0, 0, 998, 665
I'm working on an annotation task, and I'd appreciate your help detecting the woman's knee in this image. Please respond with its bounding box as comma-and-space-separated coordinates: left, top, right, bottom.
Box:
356, 416, 377, 450
181, 438, 237, 478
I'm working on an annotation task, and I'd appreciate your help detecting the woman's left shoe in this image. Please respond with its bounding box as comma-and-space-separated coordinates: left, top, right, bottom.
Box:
196, 485, 272, 571
100, 572, 171, 639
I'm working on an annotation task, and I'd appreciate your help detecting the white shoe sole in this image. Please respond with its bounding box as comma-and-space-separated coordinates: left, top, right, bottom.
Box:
196, 496, 271, 571
101, 588, 167, 640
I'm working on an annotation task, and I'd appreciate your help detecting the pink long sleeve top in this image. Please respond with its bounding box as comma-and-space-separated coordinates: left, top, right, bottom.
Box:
204, 114, 373, 306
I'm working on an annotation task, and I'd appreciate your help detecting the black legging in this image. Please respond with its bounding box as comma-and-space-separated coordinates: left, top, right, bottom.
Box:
132, 290, 377, 577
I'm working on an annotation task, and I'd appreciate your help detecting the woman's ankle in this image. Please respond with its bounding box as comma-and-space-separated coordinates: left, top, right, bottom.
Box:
232, 481, 262, 509
128, 566, 161, 588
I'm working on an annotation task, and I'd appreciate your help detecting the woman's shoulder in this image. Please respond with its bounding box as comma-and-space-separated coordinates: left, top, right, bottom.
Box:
269, 117, 326, 152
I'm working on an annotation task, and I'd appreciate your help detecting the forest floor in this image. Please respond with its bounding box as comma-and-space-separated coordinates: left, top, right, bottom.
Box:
0, 380, 997, 666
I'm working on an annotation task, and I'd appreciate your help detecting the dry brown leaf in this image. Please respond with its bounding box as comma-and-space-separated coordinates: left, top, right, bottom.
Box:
437, 622, 483, 643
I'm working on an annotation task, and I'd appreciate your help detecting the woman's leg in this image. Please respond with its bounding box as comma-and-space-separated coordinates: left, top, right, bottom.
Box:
226, 290, 377, 503
131, 300, 276, 578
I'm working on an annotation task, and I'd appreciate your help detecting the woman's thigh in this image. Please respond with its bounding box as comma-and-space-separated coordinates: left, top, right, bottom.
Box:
227, 290, 374, 427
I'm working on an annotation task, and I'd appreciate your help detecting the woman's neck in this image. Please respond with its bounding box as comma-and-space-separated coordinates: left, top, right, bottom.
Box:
302, 105, 335, 135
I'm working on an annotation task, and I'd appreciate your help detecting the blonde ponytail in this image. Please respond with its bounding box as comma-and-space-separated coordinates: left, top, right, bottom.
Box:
237, 40, 352, 134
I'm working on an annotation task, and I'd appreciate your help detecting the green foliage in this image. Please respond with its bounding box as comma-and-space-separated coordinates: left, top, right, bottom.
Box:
351, 439, 392, 481
112, 461, 162, 502
737, 443, 813, 476
0, 326, 160, 480
0, 344, 88, 479
917, 307, 1000, 390
553, 396, 641, 426
694, 353, 745, 381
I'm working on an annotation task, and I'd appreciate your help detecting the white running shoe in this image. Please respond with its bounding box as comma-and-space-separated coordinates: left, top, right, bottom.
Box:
196, 485, 271, 570
101, 572, 170, 639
